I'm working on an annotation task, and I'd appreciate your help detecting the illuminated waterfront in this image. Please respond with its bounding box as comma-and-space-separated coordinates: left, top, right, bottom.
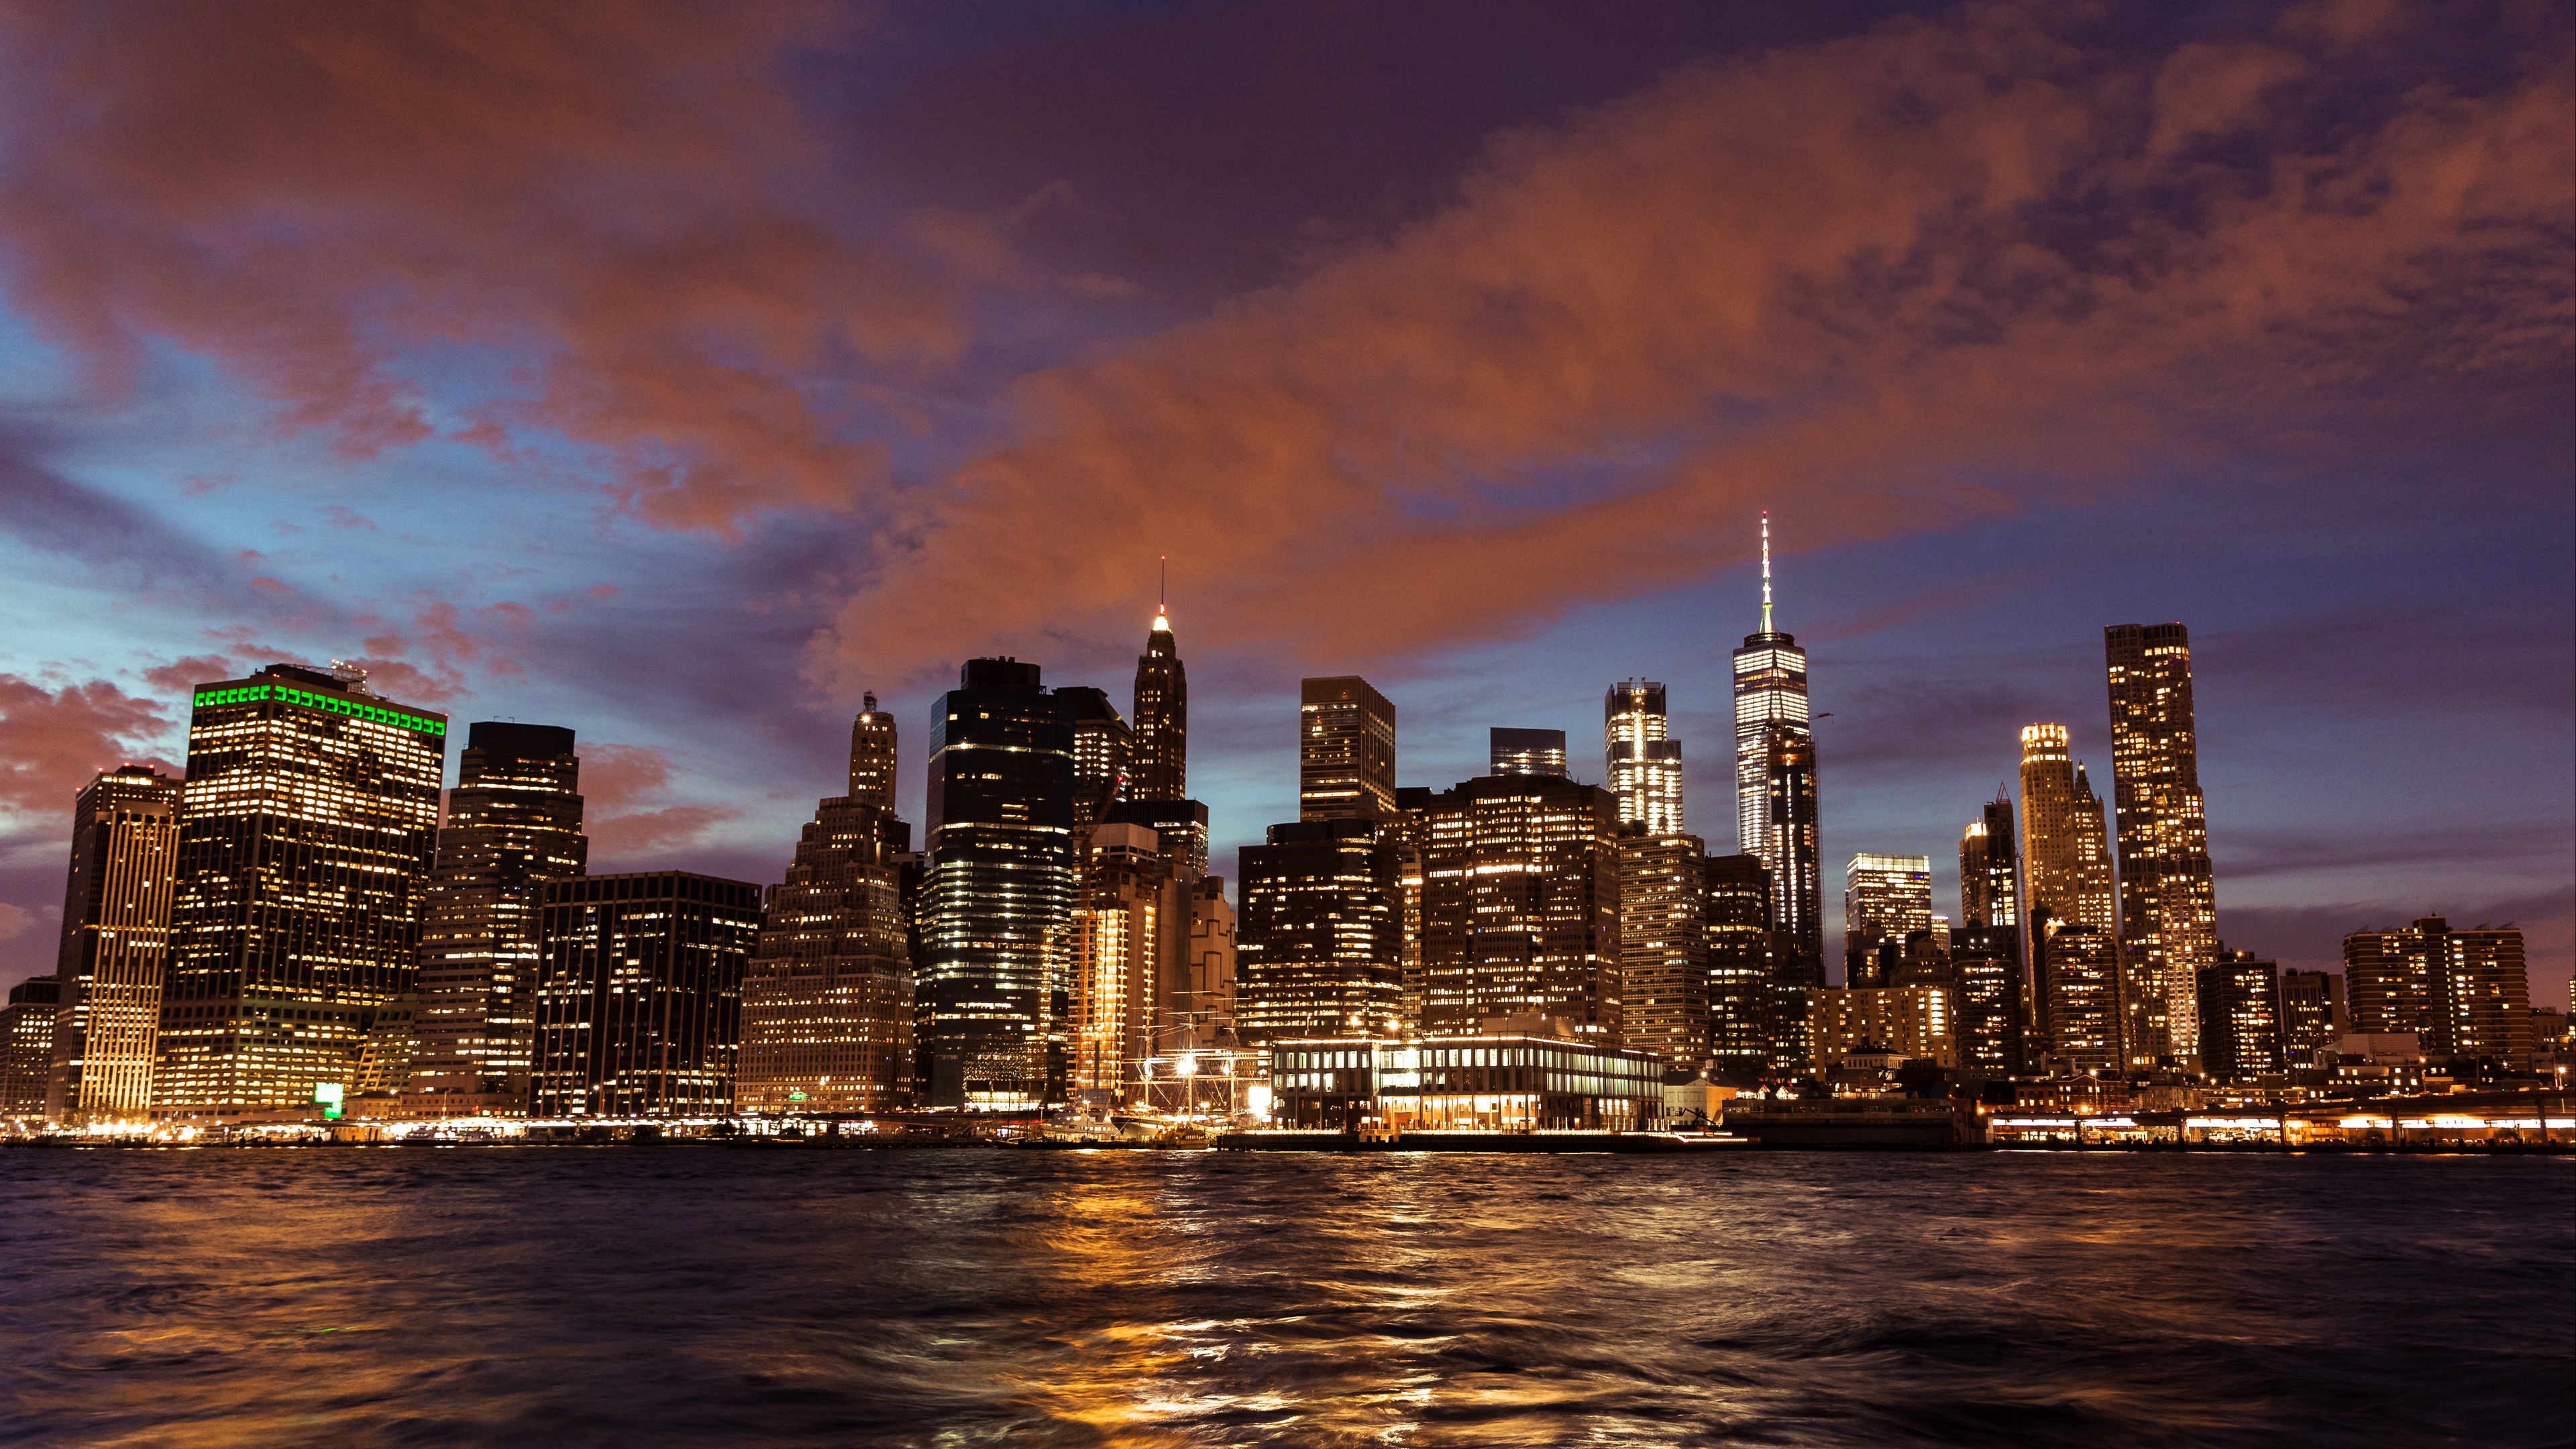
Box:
2, 1150, 2566, 1447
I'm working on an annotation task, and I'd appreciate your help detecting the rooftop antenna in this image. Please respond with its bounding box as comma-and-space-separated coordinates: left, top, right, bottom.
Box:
1154, 555, 1170, 633
1760, 511, 1774, 635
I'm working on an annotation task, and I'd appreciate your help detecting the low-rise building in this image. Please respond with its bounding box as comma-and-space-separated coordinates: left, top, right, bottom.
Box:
1269, 1027, 1665, 1131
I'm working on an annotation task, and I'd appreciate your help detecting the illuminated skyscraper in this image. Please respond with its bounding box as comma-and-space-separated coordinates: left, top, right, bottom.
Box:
153, 663, 444, 1120
48, 765, 180, 1125
1071, 822, 1163, 1104
405, 723, 586, 1118
1299, 676, 1396, 821
1236, 819, 1402, 1041
1130, 585, 1187, 803
1734, 517, 1822, 977
1959, 788, 2019, 930
1419, 773, 1622, 1038
2037, 924, 2122, 1073
1102, 797, 1210, 877
2195, 948, 2280, 1081
1616, 833, 1707, 1065
1059, 686, 1132, 835
738, 700, 916, 1116
2105, 623, 2219, 1066
531, 871, 763, 1116
1489, 727, 1568, 778
1949, 925, 2026, 1075
1605, 680, 1683, 834
1389, 786, 1434, 1029
1703, 853, 1778, 1070
1, 977, 59, 1125
2017, 723, 2120, 1066
847, 692, 898, 812
918, 658, 1077, 1107
1843, 853, 1931, 988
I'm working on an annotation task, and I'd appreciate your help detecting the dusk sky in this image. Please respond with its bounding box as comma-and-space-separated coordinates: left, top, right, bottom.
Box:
0, 1, 2568, 1004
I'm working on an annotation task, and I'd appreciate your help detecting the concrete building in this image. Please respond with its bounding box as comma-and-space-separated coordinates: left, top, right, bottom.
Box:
50, 765, 181, 1126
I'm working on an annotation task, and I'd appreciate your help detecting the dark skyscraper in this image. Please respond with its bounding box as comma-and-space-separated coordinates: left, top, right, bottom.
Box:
739, 699, 916, 1115
531, 872, 763, 1117
50, 765, 180, 1126
1960, 788, 2019, 930
1299, 676, 1397, 821
2106, 623, 2219, 1067
2, 977, 60, 1124
1419, 773, 1622, 1038
1703, 853, 1778, 1070
1236, 819, 1402, 1041
919, 657, 1077, 1107
2278, 968, 2347, 1065
1130, 596, 1187, 802
1059, 686, 1132, 833
1950, 924, 2027, 1076
2196, 948, 2281, 1081
1488, 727, 1568, 778
154, 663, 445, 1118
406, 722, 586, 1118
1733, 517, 1822, 986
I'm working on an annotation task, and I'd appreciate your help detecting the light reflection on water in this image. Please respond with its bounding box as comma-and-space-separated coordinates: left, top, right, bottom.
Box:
2, 1149, 2568, 1447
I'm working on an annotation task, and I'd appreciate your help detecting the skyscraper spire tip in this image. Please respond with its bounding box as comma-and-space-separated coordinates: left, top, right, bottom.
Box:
1760, 513, 1774, 634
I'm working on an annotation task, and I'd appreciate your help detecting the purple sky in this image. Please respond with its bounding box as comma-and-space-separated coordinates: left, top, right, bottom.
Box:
1, 1, 2569, 1008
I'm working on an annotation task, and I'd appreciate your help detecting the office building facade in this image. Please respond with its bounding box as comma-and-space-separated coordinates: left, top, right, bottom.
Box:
1949, 925, 2026, 1076
1605, 679, 1683, 834
1616, 833, 1707, 1065
2279, 968, 2347, 1065
2106, 623, 2220, 1066
918, 659, 1077, 1107
1959, 789, 2019, 930
154, 664, 445, 1119
1069, 822, 1166, 1104
1843, 853, 1932, 988
2017, 723, 2122, 1067
2, 977, 60, 1124
2037, 924, 2122, 1073
1299, 676, 1397, 821
1489, 727, 1568, 779
1811, 985, 1955, 1071
2196, 949, 2281, 1081
1419, 773, 1622, 1039
406, 722, 586, 1118
1734, 518, 1823, 984
531, 871, 762, 1117
1059, 686, 1132, 835
1704, 853, 1778, 1070
1236, 819, 1403, 1041
1130, 603, 1187, 803
50, 765, 181, 1124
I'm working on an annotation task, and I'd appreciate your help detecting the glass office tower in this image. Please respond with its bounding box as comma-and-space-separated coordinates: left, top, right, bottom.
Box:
50, 765, 182, 1125
1605, 679, 1683, 834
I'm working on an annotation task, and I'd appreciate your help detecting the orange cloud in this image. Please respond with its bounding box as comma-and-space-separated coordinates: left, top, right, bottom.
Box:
577, 743, 741, 863
0, 676, 177, 816
816, 3, 2571, 682
0, 0, 960, 535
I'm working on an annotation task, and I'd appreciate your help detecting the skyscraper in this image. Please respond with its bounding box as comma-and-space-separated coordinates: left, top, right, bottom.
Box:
1059, 686, 1132, 834
738, 698, 916, 1116
1299, 676, 1396, 821
1103, 798, 1211, 877
1605, 679, 1683, 834
2345, 917, 2533, 1067
2278, 969, 2347, 1065
531, 871, 763, 1117
405, 723, 586, 1118
1949, 925, 2027, 1076
2017, 722, 2121, 1067
48, 765, 180, 1126
1843, 853, 1931, 988
2, 977, 60, 1125
1703, 853, 1778, 1070
918, 658, 1077, 1107
1236, 819, 1403, 1040
1130, 589, 1187, 803
1419, 773, 1622, 1038
154, 663, 444, 1120
1489, 727, 1568, 778
1070, 822, 1164, 1104
1616, 833, 1707, 1064
2106, 623, 2219, 1066
1734, 517, 1822, 979
2196, 948, 2281, 1081
1959, 788, 2019, 929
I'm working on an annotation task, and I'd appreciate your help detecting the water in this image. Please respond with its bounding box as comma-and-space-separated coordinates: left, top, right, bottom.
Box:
2, 1148, 2568, 1448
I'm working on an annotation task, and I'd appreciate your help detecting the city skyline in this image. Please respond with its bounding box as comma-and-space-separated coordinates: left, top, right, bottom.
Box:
0, 3, 2567, 1018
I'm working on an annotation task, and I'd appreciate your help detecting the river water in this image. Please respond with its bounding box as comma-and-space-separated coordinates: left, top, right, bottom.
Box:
2, 1148, 2567, 1447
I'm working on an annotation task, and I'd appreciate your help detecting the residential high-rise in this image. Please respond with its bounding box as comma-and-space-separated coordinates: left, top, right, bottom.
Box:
1617, 833, 1707, 1065
2345, 918, 2533, 1067
1811, 985, 1954, 1070
1070, 822, 1165, 1104
738, 699, 916, 1116
2017, 724, 2121, 1067
1703, 853, 1777, 1070
153, 663, 444, 1120
2106, 623, 2220, 1067
1959, 789, 2019, 929
531, 871, 763, 1117
2279, 969, 2347, 1065
405, 722, 586, 1118
1843, 853, 1932, 988
3, 977, 60, 1125
1299, 676, 1396, 821
1489, 727, 1568, 778
1059, 686, 1132, 835
2196, 948, 2281, 1081
1735, 521, 1822, 987
848, 691, 898, 812
1949, 925, 2026, 1076
1130, 597, 1188, 803
1419, 773, 1621, 1038
918, 658, 1077, 1108
48, 765, 181, 1126
1236, 819, 1402, 1040
1605, 680, 1683, 834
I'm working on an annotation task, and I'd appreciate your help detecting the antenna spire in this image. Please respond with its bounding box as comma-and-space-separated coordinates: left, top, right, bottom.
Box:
1152, 556, 1171, 634
1760, 512, 1774, 634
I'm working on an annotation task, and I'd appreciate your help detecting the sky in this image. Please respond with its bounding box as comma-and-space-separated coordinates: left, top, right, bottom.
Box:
0, 0, 2569, 1008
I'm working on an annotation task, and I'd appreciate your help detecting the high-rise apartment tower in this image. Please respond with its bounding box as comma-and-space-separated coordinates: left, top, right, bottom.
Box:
2105, 623, 2219, 1065
1843, 853, 1932, 988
